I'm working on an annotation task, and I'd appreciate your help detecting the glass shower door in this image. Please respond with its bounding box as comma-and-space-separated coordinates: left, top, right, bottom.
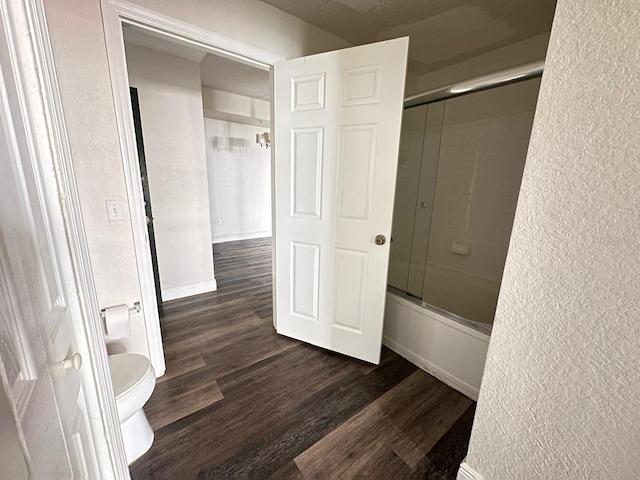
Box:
388, 78, 541, 327
387, 105, 427, 291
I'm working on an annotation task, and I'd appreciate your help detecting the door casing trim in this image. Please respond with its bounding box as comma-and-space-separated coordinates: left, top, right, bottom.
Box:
100, 0, 284, 378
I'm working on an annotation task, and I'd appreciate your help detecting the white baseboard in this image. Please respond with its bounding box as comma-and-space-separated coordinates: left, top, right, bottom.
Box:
457, 462, 484, 480
161, 278, 217, 301
383, 335, 480, 400
212, 231, 272, 244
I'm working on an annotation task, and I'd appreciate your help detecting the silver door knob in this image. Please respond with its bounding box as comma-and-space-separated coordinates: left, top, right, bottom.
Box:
375, 234, 386, 246
145, 215, 151, 225
62, 352, 83, 370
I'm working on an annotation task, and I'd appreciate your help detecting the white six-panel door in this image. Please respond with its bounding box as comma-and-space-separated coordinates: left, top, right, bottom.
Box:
274, 38, 409, 364
0, 3, 98, 477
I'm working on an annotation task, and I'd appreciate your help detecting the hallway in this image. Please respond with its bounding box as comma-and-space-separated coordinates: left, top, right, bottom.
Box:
130, 238, 476, 479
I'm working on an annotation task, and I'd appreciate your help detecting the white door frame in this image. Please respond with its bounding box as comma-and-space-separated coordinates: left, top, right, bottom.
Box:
100, 0, 285, 374
5, 0, 129, 477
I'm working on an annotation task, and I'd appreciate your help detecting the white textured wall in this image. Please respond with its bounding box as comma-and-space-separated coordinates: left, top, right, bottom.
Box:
465, 0, 640, 478
126, 45, 215, 293
204, 118, 272, 242
43, 1, 141, 308
43, 0, 149, 356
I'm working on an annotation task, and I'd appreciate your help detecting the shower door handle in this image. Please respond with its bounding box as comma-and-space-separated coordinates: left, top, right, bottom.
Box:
375, 234, 386, 246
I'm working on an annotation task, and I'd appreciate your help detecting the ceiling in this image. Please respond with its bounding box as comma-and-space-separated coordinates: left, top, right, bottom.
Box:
123, 0, 557, 97
258, 0, 557, 75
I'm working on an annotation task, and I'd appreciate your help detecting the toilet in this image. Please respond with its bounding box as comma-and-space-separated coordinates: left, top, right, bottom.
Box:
108, 353, 156, 464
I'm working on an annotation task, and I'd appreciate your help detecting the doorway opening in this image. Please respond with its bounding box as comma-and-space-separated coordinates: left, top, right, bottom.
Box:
101, 0, 284, 377
119, 24, 274, 333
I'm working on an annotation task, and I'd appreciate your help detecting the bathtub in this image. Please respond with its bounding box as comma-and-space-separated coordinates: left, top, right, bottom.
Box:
383, 288, 491, 400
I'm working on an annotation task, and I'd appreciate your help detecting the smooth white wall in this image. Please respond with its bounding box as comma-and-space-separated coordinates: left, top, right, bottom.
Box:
464, 0, 640, 477
204, 118, 272, 243
202, 87, 270, 127
126, 44, 215, 297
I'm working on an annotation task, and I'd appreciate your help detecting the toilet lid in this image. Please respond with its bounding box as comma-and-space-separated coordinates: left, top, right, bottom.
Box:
108, 353, 152, 397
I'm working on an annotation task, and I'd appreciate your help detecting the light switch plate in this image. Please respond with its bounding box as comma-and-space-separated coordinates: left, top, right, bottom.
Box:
106, 199, 125, 222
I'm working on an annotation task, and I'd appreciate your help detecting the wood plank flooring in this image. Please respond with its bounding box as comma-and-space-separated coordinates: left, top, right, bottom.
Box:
130, 238, 476, 479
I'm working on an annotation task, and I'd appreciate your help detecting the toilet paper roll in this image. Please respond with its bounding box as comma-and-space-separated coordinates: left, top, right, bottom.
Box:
104, 304, 131, 340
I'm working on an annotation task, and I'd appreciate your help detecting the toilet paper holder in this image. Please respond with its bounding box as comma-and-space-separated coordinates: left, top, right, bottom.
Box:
100, 301, 141, 320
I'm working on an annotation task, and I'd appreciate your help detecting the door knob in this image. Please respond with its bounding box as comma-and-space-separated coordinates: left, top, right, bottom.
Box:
62, 352, 83, 371
145, 215, 151, 225
375, 234, 386, 246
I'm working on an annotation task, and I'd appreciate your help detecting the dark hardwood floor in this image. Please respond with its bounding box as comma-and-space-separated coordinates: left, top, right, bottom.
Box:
130, 238, 476, 479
